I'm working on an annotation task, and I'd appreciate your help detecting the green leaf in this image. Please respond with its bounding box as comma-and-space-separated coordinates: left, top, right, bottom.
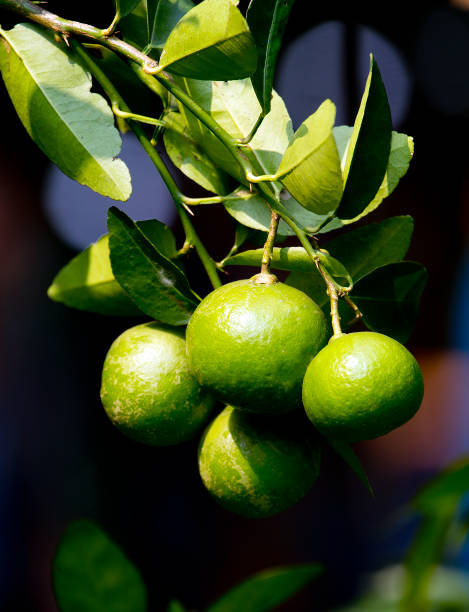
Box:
277, 100, 343, 215
53, 520, 146, 612
335, 55, 392, 220
225, 247, 352, 289
147, 0, 195, 58
120, 1, 148, 50
115, 0, 141, 18
350, 262, 427, 343
163, 111, 233, 193
224, 189, 327, 236
323, 131, 414, 232
246, 0, 295, 115
108, 207, 199, 325
0, 24, 131, 201
285, 216, 414, 310
325, 438, 373, 496
47, 235, 142, 316
167, 600, 186, 612
158, 0, 257, 80
175, 78, 293, 186
48, 219, 177, 316
206, 564, 322, 612
413, 457, 469, 515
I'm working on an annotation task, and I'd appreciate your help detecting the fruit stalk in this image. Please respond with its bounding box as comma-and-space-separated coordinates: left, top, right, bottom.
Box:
261, 211, 280, 275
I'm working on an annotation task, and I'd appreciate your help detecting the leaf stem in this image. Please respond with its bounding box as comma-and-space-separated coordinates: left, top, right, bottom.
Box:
261, 211, 279, 275
236, 112, 265, 145
72, 41, 221, 290
111, 103, 167, 128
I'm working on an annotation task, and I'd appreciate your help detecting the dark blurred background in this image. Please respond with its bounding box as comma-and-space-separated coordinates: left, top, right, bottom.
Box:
0, 0, 469, 610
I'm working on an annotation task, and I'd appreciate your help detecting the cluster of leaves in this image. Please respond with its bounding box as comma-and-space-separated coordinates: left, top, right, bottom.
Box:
52, 519, 322, 612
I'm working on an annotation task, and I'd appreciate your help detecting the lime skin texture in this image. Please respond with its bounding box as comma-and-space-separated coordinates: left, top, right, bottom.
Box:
186, 278, 329, 414
302, 331, 424, 442
198, 405, 321, 518
100, 322, 215, 446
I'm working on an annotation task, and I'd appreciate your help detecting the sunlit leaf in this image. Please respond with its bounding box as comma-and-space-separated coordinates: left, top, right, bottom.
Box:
246, 0, 295, 114
158, 0, 257, 80
147, 0, 195, 58
163, 111, 233, 193
53, 520, 147, 612
108, 207, 199, 325
335, 55, 392, 220
0, 24, 131, 200
206, 564, 322, 612
277, 100, 343, 215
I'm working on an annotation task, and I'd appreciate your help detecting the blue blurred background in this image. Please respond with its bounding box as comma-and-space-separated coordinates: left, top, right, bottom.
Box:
0, 0, 469, 609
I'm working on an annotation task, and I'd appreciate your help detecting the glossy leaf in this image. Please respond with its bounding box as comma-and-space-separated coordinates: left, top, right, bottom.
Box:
350, 262, 427, 343
224, 188, 327, 236
413, 457, 469, 514
324, 439, 373, 496
158, 0, 257, 80
206, 564, 322, 612
175, 78, 293, 186
47, 235, 142, 316
225, 247, 352, 288
147, 0, 195, 57
335, 56, 392, 220
0, 24, 131, 200
108, 207, 199, 325
115, 0, 141, 18
48, 220, 178, 316
277, 100, 343, 214
323, 131, 414, 232
163, 111, 233, 193
53, 520, 146, 612
246, 0, 295, 114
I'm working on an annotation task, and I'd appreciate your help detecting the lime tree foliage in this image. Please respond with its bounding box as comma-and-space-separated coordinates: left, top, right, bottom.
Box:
0, 0, 426, 514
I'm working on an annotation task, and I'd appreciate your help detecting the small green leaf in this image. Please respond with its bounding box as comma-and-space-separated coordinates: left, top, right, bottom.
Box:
0, 24, 131, 200
225, 247, 352, 288
326, 438, 373, 496
206, 564, 322, 612
277, 100, 343, 215
164, 111, 233, 193
335, 55, 392, 220
115, 0, 141, 18
158, 0, 257, 80
413, 457, 469, 515
324, 131, 414, 232
53, 520, 147, 612
246, 0, 295, 115
47, 235, 142, 316
350, 262, 427, 343
147, 0, 195, 57
167, 600, 186, 612
108, 207, 199, 325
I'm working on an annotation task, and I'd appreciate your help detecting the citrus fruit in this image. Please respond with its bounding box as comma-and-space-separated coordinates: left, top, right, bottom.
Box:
186, 276, 328, 413
100, 322, 215, 446
302, 331, 424, 441
198, 405, 321, 518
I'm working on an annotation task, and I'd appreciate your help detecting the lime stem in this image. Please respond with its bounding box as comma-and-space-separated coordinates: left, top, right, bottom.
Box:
261, 211, 279, 275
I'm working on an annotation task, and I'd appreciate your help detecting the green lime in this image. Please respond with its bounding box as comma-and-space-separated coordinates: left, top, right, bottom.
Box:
100, 322, 215, 446
198, 405, 321, 518
186, 277, 328, 413
302, 331, 424, 441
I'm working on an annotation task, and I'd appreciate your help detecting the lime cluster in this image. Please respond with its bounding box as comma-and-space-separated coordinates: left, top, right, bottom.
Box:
100, 275, 424, 518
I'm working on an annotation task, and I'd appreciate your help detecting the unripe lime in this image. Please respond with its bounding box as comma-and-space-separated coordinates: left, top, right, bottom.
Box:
198, 405, 321, 518
100, 322, 215, 446
302, 331, 424, 441
186, 277, 328, 413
